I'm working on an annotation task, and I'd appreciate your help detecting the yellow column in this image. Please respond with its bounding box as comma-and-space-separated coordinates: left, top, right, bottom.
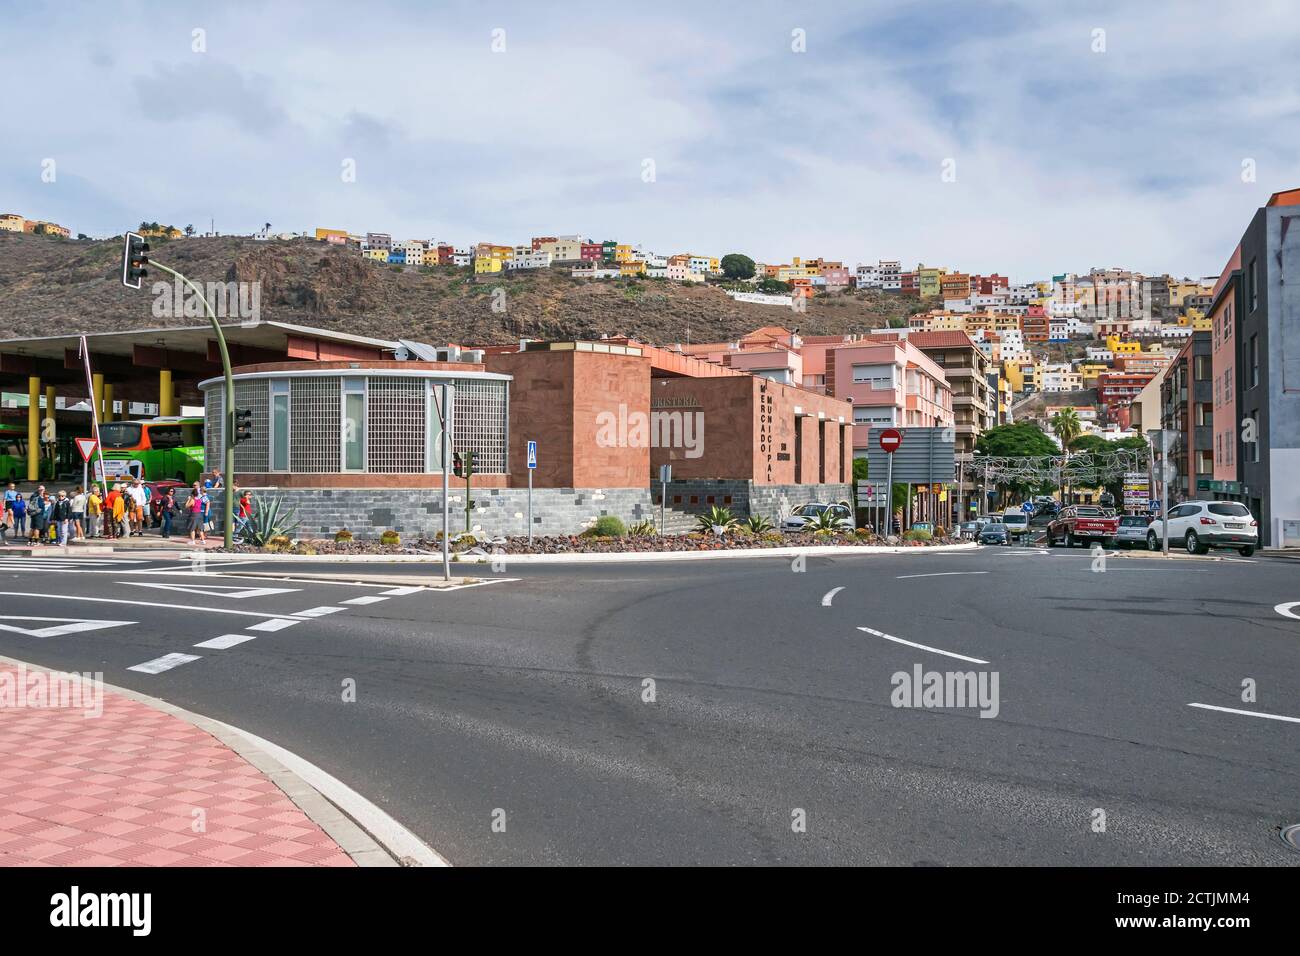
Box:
104, 384, 114, 422
92, 374, 104, 423
159, 369, 173, 417
27, 377, 40, 481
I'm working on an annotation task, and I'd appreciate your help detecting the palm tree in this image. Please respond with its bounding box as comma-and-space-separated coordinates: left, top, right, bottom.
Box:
1051, 408, 1082, 503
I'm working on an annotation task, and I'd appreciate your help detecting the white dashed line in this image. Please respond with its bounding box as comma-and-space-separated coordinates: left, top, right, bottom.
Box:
193, 633, 260, 649
896, 571, 990, 580
128, 653, 202, 675
342, 595, 389, 605
858, 626, 989, 664
296, 606, 346, 618
821, 587, 844, 606
246, 618, 301, 632
380, 586, 426, 596
1187, 703, 1300, 724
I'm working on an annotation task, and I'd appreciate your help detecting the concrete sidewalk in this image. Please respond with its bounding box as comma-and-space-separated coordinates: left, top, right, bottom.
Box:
0, 661, 356, 867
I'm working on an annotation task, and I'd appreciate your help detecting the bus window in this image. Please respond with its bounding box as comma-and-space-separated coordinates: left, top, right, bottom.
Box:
99, 422, 144, 449
147, 425, 184, 449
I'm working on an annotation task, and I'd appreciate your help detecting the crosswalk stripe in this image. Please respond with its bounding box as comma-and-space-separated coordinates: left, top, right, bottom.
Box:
193, 633, 259, 649
296, 606, 345, 617
341, 595, 389, 605
127, 653, 201, 674
246, 618, 300, 632
380, 586, 426, 595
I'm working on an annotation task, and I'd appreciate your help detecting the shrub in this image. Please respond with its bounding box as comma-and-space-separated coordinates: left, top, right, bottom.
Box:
590, 515, 627, 537
761, 530, 784, 543
334, 529, 354, 544
628, 519, 657, 536
933, 525, 947, 538
902, 529, 933, 542
380, 530, 401, 547
242, 495, 301, 547
266, 534, 292, 552
804, 509, 846, 535
745, 514, 774, 534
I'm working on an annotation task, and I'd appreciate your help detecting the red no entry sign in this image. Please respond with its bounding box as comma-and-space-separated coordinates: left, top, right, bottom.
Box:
879, 428, 903, 453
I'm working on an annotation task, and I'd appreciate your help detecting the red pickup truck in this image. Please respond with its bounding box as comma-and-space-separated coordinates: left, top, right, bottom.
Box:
1045, 505, 1119, 548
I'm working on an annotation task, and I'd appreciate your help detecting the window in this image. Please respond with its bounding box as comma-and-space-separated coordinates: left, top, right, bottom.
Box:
1248, 258, 1257, 312
1208, 502, 1250, 518
146, 425, 183, 449
1225, 366, 1232, 396
270, 380, 290, 471
341, 377, 366, 471
851, 363, 896, 388
1249, 335, 1259, 388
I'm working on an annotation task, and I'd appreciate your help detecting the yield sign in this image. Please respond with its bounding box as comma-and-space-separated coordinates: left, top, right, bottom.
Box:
122, 582, 298, 600
75, 438, 99, 462
0, 616, 134, 638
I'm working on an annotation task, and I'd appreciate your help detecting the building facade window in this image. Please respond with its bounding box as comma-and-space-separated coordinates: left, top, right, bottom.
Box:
1249, 335, 1259, 388
270, 380, 290, 472
342, 377, 366, 471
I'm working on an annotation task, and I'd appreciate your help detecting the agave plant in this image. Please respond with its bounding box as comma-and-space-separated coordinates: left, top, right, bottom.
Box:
628, 518, 658, 536
695, 505, 737, 535
241, 495, 301, 547
745, 514, 774, 534
803, 508, 846, 535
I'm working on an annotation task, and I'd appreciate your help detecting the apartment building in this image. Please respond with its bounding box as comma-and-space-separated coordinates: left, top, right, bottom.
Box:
823, 339, 953, 455
1159, 331, 1213, 505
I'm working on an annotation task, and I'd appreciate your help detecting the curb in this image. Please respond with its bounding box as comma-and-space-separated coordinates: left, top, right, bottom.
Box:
453, 541, 980, 564
0, 653, 448, 868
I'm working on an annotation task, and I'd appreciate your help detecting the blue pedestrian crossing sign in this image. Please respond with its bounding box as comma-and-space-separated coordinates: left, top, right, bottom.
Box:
527, 440, 537, 469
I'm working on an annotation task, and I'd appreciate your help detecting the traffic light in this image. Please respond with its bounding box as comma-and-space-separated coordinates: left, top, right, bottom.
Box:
122, 232, 150, 289
452, 452, 464, 478
234, 408, 253, 445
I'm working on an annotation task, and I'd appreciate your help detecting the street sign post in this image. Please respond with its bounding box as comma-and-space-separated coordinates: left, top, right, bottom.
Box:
75, 437, 98, 492
880, 428, 902, 535
526, 440, 537, 545
658, 464, 672, 533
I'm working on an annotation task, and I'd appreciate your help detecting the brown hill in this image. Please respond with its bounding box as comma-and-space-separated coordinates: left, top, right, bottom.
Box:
0, 232, 930, 346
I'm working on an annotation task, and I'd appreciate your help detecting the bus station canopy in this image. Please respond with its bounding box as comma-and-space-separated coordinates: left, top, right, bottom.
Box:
0, 321, 402, 407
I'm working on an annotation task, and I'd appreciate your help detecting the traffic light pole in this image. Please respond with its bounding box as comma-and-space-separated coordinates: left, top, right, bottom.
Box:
147, 261, 236, 549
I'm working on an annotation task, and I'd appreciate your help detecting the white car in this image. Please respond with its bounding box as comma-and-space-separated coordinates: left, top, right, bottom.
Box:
782, 502, 853, 533
1001, 510, 1029, 538
1146, 500, 1258, 556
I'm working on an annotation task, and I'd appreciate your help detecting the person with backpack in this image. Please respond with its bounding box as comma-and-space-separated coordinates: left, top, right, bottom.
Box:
28, 487, 49, 546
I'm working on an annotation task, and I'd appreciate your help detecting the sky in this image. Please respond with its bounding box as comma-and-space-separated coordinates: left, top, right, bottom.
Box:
4, 0, 1300, 283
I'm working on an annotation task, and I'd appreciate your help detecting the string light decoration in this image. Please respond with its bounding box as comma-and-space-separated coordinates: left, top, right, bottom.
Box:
969, 448, 1149, 486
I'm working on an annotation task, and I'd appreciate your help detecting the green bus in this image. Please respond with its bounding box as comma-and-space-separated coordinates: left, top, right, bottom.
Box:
96, 416, 205, 484
0, 422, 62, 482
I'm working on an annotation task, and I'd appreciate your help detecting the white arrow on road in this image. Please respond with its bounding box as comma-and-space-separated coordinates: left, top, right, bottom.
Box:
0, 616, 136, 638
1274, 602, 1300, 621
122, 582, 299, 600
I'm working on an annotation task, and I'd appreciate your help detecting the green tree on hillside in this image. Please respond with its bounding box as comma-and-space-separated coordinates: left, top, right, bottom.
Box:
975, 423, 1059, 504
720, 253, 756, 281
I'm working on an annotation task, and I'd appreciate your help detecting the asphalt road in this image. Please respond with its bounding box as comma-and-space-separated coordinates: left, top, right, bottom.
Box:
0, 545, 1297, 866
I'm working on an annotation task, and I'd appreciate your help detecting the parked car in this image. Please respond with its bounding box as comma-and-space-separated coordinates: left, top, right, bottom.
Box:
978, 522, 1010, 546
1114, 514, 1153, 548
1146, 500, 1257, 556
781, 502, 853, 533
959, 519, 987, 539
1045, 505, 1120, 548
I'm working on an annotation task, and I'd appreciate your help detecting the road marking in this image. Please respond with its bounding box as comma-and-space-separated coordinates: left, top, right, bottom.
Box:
342, 595, 389, 605
821, 587, 844, 606
0, 591, 314, 621
123, 582, 299, 599
380, 586, 426, 595
1274, 602, 1300, 621
858, 626, 989, 664
296, 606, 346, 617
0, 616, 135, 639
1187, 702, 1300, 724
896, 571, 990, 580
246, 618, 301, 632
128, 653, 202, 675
193, 633, 260, 649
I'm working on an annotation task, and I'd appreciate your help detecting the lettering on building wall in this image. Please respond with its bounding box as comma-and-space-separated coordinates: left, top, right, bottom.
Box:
758, 382, 775, 482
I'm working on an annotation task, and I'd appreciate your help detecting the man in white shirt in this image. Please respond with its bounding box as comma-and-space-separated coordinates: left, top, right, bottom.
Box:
71, 487, 87, 540
127, 479, 148, 536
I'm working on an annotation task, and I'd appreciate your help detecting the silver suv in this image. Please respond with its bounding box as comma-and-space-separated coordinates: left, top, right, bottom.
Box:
1146, 500, 1257, 556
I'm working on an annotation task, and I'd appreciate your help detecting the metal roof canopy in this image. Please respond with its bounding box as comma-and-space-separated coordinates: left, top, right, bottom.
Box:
0, 321, 402, 400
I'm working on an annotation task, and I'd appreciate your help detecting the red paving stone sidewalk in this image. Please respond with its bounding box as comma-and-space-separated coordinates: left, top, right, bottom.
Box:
0, 664, 354, 866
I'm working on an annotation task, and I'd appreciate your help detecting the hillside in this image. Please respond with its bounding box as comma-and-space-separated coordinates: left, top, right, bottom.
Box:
0, 233, 930, 347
